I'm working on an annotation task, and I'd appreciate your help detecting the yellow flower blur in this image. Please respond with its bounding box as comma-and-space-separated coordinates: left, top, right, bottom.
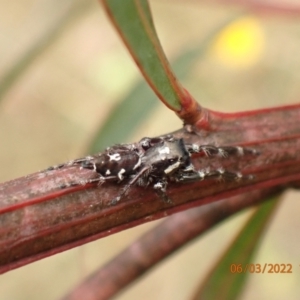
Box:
211, 17, 265, 69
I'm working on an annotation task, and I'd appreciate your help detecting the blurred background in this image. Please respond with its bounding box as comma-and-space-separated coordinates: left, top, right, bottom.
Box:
0, 0, 300, 299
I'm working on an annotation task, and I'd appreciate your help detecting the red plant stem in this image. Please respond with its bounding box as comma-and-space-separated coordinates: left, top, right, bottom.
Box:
61, 187, 281, 300
0, 104, 300, 274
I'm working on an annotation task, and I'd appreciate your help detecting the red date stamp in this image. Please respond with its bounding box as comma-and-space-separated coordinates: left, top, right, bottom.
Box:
230, 263, 292, 274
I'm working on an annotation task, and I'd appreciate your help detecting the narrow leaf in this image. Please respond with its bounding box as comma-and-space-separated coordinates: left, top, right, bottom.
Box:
101, 0, 202, 121
194, 197, 281, 300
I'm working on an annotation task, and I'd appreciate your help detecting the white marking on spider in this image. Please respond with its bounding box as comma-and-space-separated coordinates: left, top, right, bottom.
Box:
105, 170, 111, 175
192, 144, 200, 152
158, 147, 170, 155
133, 157, 141, 170
236, 146, 244, 156
154, 182, 163, 188
164, 161, 180, 174
236, 172, 243, 181
154, 182, 166, 192
108, 153, 121, 161
218, 168, 225, 174
184, 164, 195, 172
118, 168, 126, 180
218, 149, 228, 158
198, 170, 206, 180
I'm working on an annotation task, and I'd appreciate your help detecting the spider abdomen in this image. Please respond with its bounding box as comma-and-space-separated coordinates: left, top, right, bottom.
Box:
93, 149, 141, 180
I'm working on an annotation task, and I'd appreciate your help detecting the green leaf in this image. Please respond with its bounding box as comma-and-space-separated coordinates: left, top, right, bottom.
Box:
102, 0, 184, 111
195, 197, 280, 300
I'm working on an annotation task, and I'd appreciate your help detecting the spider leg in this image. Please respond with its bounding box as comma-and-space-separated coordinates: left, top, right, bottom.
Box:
175, 167, 244, 183
46, 156, 95, 171
153, 179, 172, 204
185, 144, 258, 158
111, 166, 151, 205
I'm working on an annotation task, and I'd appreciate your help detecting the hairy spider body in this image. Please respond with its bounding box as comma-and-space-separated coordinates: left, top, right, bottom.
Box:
81, 145, 142, 182
50, 135, 256, 205
141, 138, 190, 176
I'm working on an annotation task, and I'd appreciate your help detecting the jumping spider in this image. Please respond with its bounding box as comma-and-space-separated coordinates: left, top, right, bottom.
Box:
49, 135, 257, 204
